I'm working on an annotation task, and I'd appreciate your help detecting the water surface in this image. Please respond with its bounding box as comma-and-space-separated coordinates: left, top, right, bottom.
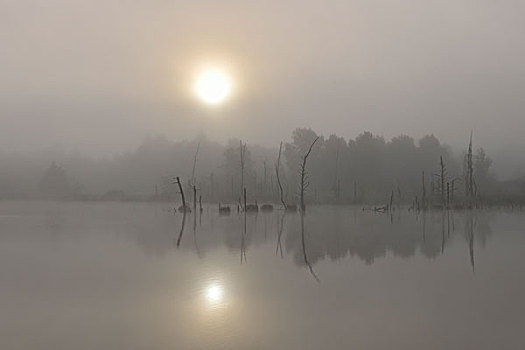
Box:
1, 202, 524, 349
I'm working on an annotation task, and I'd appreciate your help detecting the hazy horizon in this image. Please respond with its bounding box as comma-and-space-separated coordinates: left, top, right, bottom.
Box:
2, 0, 525, 174
1, 128, 523, 181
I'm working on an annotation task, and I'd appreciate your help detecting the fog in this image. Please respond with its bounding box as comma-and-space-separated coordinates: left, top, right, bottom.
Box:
2, 0, 525, 179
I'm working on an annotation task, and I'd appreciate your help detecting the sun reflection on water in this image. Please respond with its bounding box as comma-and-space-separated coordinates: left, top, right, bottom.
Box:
206, 284, 224, 303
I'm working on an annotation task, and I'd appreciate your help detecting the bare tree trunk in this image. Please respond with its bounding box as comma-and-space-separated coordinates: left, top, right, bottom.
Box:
467, 131, 474, 205
275, 141, 287, 209
300, 137, 319, 213
191, 142, 200, 186
239, 140, 246, 202
434, 156, 448, 209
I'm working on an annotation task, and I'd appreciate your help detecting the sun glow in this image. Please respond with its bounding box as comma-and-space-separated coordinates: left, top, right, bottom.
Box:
194, 68, 232, 105
206, 284, 224, 303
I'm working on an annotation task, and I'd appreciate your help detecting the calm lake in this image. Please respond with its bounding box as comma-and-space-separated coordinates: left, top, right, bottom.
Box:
1, 201, 524, 349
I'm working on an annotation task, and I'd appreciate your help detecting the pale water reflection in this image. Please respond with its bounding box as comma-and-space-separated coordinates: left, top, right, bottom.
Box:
0, 201, 524, 349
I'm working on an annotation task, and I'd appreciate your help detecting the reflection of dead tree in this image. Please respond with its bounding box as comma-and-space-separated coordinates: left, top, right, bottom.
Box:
465, 211, 475, 272
275, 142, 287, 209
176, 211, 187, 247
422, 211, 426, 242
240, 212, 247, 264
441, 211, 446, 254
300, 213, 320, 282
192, 211, 202, 257
300, 137, 319, 213
276, 213, 285, 258
447, 209, 451, 237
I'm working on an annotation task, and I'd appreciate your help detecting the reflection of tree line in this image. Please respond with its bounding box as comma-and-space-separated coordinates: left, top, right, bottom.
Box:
290, 210, 491, 268
166, 208, 492, 274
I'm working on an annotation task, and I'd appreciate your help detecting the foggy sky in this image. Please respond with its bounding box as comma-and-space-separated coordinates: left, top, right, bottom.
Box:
2, 0, 525, 171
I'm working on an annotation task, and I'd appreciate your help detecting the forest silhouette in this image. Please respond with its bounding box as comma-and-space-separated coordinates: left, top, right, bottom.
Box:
0, 128, 515, 204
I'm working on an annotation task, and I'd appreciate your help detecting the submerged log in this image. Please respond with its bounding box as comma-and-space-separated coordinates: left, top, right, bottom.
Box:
245, 200, 259, 213
218, 203, 231, 215
178, 204, 192, 213
261, 204, 274, 212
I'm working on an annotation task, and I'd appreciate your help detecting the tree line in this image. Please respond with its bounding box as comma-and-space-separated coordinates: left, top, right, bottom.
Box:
0, 128, 499, 204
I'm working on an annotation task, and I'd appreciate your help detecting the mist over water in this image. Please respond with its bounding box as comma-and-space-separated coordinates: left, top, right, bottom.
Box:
1, 202, 524, 349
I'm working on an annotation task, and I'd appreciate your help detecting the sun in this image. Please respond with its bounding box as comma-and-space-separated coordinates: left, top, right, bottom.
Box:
194, 68, 232, 105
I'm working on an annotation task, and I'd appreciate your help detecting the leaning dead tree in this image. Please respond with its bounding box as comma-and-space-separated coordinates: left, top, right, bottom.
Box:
275, 141, 287, 209
299, 137, 319, 213
173, 176, 190, 213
